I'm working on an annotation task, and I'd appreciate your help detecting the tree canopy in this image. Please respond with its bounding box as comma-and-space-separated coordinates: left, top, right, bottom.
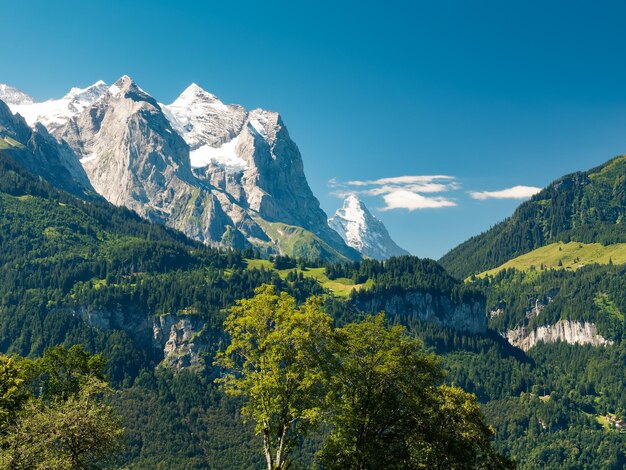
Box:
217, 288, 511, 470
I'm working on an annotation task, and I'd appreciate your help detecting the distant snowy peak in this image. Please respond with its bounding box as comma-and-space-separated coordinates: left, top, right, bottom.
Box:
329, 195, 409, 260
0, 84, 34, 105
6, 80, 108, 131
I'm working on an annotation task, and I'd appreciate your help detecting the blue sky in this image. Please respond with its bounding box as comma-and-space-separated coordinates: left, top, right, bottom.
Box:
3, 0, 626, 258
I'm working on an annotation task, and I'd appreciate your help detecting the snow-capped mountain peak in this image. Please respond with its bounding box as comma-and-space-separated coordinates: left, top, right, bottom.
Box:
177, 83, 223, 105
0, 84, 34, 105
4, 80, 108, 132
162, 84, 245, 150
1, 76, 360, 262
329, 195, 409, 260
65, 80, 107, 100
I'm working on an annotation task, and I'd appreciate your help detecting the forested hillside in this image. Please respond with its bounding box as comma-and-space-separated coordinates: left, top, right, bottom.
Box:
440, 156, 626, 279
0, 153, 624, 468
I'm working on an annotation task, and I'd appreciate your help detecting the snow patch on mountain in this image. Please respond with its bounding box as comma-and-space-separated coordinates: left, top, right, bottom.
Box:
189, 139, 247, 171
329, 195, 409, 260
6, 81, 108, 132
0, 84, 34, 105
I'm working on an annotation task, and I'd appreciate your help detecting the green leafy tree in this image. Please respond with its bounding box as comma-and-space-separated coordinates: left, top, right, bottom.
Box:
2, 378, 124, 469
29, 345, 107, 402
0, 357, 27, 433
215, 285, 334, 470
318, 314, 441, 469
410, 385, 515, 470
318, 314, 513, 470
0, 347, 125, 469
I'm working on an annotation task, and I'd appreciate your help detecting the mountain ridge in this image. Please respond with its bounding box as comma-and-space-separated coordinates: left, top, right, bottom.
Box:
440, 155, 626, 279
0, 77, 359, 262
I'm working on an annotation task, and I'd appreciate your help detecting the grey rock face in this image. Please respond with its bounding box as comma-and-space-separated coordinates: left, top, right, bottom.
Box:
329, 195, 409, 260
56, 76, 257, 246
505, 320, 613, 351
50, 76, 357, 260
152, 315, 209, 370
353, 290, 486, 334
163, 85, 358, 260
74, 304, 214, 371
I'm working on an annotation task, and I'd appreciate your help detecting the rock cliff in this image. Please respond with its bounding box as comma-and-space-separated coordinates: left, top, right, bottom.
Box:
353, 290, 486, 334
505, 320, 613, 351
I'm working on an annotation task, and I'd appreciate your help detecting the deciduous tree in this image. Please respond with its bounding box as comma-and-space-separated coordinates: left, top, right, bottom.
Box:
215, 285, 334, 470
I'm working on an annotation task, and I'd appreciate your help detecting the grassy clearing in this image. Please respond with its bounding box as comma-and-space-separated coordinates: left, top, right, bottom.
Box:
0, 136, 25, 149
474, 241, 626, 279
245, 259, 370, 297
596, 415, 611, 430
594, 293, 624, 321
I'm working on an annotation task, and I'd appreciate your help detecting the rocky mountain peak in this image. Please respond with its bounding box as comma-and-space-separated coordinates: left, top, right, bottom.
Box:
3, 76, 359, 262
107, 76, 158, 107
64, 80, 108, 101
163, 84, 246, 149
329, 195, 409, 260
179, 83, 222, 104
111, 75, 134, 90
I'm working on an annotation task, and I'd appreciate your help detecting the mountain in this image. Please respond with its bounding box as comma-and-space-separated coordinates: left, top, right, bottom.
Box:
0, 98, 94, 197
439, 154, 626, 350
2, 77, 358, 262
8, 81, 108, 133
160, 83, 355, 257
0, 84, 34, 105
440, 155, 626, 279
328, 194, 409, 259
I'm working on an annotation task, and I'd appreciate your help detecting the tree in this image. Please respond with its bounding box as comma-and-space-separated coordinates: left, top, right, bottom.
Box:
0, 347, 125, 469
0, 357, 27, 433
318, 314, 442, 469
215, 285, 334, 470
2, 378, 124, 469
409, 385, 515, 470
28, 345, 107, 402
318, 314, 513, 470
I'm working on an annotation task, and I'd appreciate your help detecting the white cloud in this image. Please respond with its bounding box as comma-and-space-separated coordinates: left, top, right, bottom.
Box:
345, 175, 455, 186
469, 185, 542, 200
380, 190, 457, 211
329, 174, 460, 211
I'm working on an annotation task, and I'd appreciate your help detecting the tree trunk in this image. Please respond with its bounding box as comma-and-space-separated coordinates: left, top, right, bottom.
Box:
275, 425, 288, 469
263, 429, 273, 470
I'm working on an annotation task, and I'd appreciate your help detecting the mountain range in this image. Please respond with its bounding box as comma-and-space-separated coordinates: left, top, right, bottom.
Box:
0, 76, 405, 262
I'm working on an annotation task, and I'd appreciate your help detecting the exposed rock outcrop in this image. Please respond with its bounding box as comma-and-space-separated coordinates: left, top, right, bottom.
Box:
505, 320, 613, 351
152, 315, 211, 370
353, 291, 486, 334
